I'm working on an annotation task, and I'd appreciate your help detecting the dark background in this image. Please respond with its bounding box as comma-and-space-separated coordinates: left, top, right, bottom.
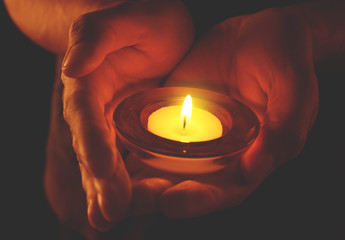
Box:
1, 1, 59, 239
1, 1, 344, 239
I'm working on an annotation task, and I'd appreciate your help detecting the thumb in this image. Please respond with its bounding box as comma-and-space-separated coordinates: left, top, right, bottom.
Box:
240, 69, 318, 185
62, 12, 119, 78
61, 2, 143, 78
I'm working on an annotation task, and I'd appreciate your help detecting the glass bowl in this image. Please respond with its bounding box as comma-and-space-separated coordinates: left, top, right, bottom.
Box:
114, 87, 260, 174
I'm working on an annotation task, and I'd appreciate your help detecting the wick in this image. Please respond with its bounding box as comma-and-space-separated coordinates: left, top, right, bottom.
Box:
183, 116, 186, 129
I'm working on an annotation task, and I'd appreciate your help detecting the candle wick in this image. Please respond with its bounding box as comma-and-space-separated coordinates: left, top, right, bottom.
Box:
183, 116, 186, 129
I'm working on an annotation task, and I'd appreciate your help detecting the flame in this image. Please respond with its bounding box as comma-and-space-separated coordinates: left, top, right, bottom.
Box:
180, 95, 192, 130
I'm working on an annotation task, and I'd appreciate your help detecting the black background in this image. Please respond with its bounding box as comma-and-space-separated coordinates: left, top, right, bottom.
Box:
1, 1, 59, 239
1, 1, 344, 239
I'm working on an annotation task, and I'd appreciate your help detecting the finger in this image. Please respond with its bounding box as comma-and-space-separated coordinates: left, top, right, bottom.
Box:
124, 153, 147, 177
62, 68, 118, 178
80, 163, 114, 231
63, 73, 132, 222
126, 153, 178, 215
62, 2, 145, 78
93, 154, 132, 222
87, 195, 114, 232
80, 151, 132, 225
62, 0, 194, 79
160, 180, 224, 219
64, 89, 115, 178
130, 177, 174, 216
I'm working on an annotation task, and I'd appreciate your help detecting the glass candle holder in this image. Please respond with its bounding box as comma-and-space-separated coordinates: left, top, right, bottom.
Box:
114, 87, 260, 174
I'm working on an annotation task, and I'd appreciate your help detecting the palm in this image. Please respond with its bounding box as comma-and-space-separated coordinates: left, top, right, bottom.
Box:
129, 10, 318, 218
60, 0, 194, 232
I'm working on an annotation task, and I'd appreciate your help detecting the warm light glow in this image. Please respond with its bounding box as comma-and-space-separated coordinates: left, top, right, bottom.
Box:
180, 95, 192, 129
147, 94, 222, 143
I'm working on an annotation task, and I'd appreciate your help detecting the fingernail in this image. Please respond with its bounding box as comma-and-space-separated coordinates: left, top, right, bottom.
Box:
62, 45, 75, 71
87, 196, 114, 232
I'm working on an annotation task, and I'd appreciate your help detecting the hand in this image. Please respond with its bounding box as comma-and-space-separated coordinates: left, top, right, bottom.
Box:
128, 9, 319, 218
59, 0, 193, 232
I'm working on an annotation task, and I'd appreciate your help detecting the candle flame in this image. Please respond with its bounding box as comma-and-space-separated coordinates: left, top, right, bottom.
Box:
180, 95, 192, 130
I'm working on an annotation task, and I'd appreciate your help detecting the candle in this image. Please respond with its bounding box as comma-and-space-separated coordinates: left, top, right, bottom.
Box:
147, 95, 223, 142
114, 87, 260, 174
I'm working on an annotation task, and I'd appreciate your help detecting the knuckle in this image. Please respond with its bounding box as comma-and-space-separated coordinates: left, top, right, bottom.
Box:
70, 13, 92, 36
70, 13, 101, 43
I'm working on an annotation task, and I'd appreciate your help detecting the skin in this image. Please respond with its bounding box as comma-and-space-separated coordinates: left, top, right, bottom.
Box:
4, 0, 194, 236
129, 9, 319, 218
4, 0, 345, 238
3, 0, 127, 53
60, 0, 194, 233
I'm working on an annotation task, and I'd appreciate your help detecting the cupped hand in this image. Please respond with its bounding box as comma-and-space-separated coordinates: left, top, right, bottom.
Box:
61, 0, 194, 231
128, 9, 319, 218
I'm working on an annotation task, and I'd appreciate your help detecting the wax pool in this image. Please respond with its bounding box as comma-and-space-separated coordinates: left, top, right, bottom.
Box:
147, 97, 223, 142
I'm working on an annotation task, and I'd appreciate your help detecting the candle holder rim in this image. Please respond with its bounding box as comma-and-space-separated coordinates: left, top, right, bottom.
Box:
113, 87, 260, 159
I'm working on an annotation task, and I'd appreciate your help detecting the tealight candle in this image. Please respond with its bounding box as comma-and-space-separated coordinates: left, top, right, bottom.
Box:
147, 95, 223, 142
114, 87, 260, 174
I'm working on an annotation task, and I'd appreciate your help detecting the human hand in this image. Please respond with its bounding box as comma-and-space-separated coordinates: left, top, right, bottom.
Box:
128, 9, 319, 218
61, 0, 193, 231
